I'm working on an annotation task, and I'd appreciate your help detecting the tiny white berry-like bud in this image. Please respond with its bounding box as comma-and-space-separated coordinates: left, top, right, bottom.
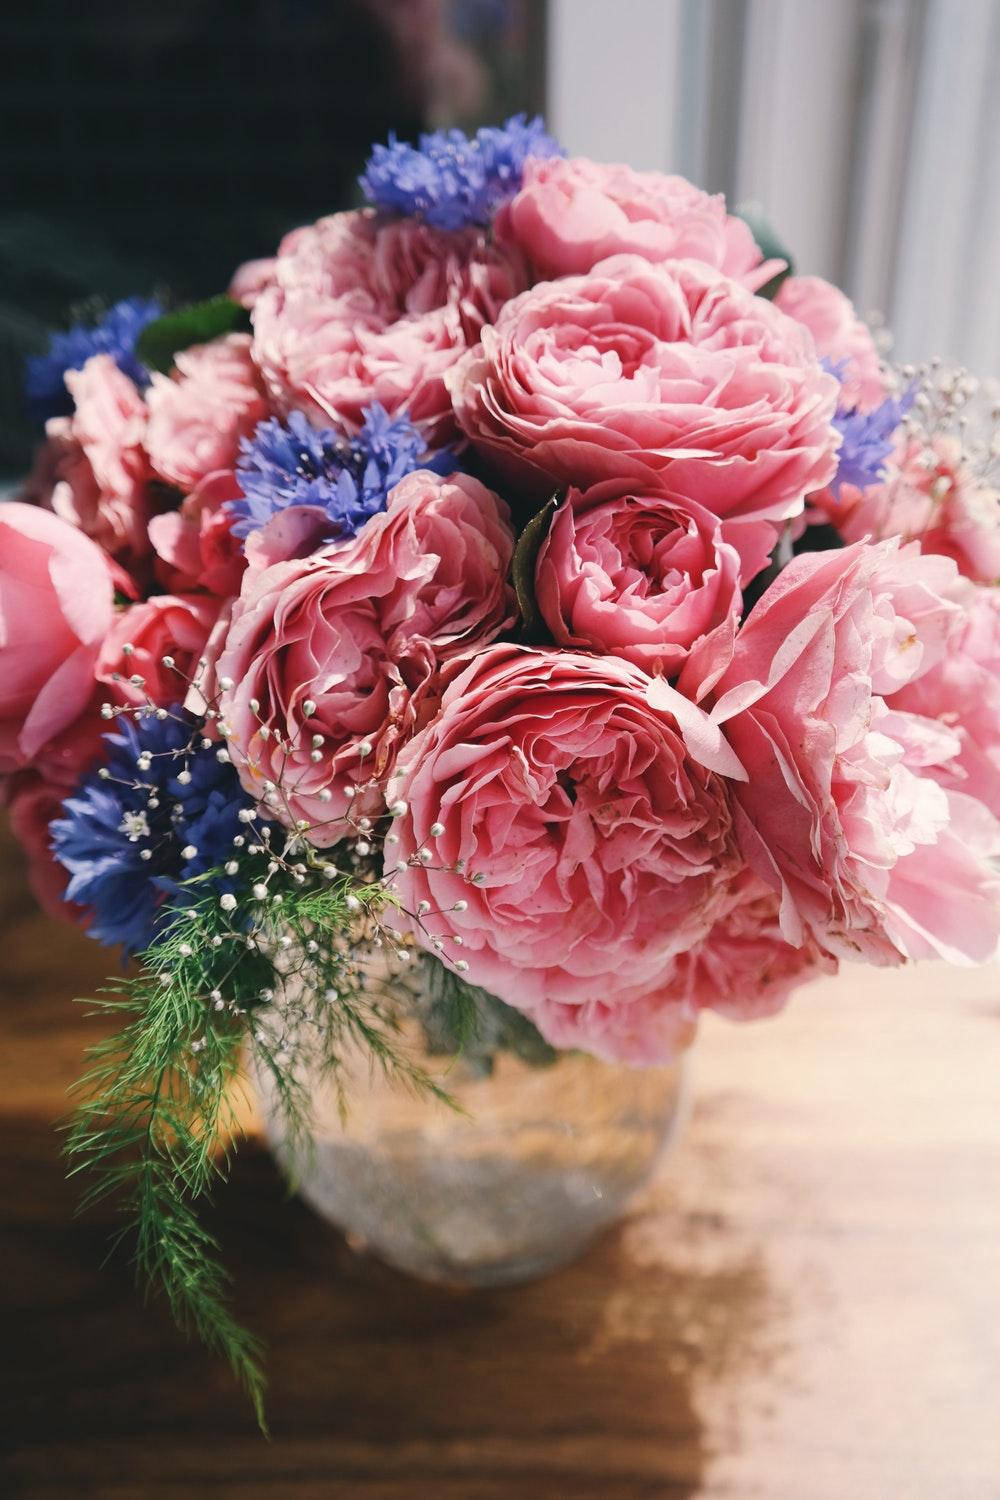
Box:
220, 893, 237, 913
129, 674, 145, 687
161, 655, 175, 669
159, 971, 173, 984
176, 770, 192, 786
389, 799, 408, 817
100, 703, 114, 719
418, 848, 433, 864
453, 935, 464, 946
225, 860, 239, 875
121, 642, 134, 655
258, 725, 271, 740
324, 988, 339, 1004
181, 845, 198, 861
357, 740, 373, 757
346, 894, 361, 911
385, 832, 398, 844
140, 849, 153, 862
272, 893, 283, 905
232, 835, 245, 846
452, 899, 468, 912
417, 900, 431, 915
306, 939, 318, 953
318, 788, 332, 803
147, 797, 159, 809
98, 767, 111, 780
296, 818, 310, 831
454, 959, 469, 973
471, 871, 486, 884
216, 748, 231, 764
211, 935, 223, 948
156, 708, 168, 720
429, 822, 445, 838
219, 676, 234, 691
238, 808, 255, 823
249, 697, 260, 714
210, 989, 222, 1002
252, 883, 268, 901
312, 734, 325, 748
310, 749, 323, 763
302, 699, 317, 717
178, 942, 193, 957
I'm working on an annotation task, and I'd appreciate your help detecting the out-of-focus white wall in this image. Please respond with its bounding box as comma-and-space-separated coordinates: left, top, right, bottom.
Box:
547, 0, 1000, 375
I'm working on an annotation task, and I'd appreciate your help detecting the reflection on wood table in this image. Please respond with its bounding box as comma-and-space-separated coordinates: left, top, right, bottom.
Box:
1, 822, 999, 1500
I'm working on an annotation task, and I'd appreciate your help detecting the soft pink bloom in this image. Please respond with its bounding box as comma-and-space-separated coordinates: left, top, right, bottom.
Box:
145, 334, 269, 491
23, 355, 154, 567
448, 255, 840, 523
149, 468, 246, 597
776, 275, 886, 412
96, 593, 223, 709
250, 209, 529, 444
3, 772, 82, 924
217, 471, 516, 842
888, 585, 1000, 824
229, 256, 278, 308
695, 539, 1000, 967
0, 502, 115, 772
535, 483, 772, 696
387, 643, 747, 1065
821, 434, 1000, 585
495, 157, 780, 289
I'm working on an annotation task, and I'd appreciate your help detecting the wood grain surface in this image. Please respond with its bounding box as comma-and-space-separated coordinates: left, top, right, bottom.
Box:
2, 820, 999, 1500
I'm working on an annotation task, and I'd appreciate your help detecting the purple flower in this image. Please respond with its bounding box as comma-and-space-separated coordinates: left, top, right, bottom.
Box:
359, 114, 564, 231
25, 296, 163, 424
830, 387, 915, 498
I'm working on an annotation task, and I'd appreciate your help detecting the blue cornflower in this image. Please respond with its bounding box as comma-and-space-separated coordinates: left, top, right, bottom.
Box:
359, 113, 564, 231
25, 296, 163, 425
228, 404, 454, 544
829, 385, 916, 498
51, 709, 260, 957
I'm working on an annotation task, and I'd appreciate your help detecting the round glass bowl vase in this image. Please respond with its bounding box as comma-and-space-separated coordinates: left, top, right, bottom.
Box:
255, 1008, 686, 1288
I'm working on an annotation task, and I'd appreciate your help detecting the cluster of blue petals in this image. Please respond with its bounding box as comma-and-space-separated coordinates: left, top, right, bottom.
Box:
25, 296, 163, 425
51, 710, 259, 957
228, 404, 453, 544
359, 113, 563, 231
829, 386, 915, 498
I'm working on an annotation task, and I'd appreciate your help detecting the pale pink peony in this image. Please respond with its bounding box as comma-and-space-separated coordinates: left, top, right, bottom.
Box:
888, 585, 1000, 824
24, 355, 154, 567
691, 539, 1000, 967
821, 434, 1000, 585
386, 643, 748, 1064
229, 256, 278, 308
776, 274, 886, 412
145, 333, 269, 491
0, 502, 115, 772
217, 471, 516, 842
535, 482, 772, 696
149, 468, 246, 597
495, 157, 780, 289
448, 255, 840, 522
249, 209, 529, 445
96, 593, 223, 710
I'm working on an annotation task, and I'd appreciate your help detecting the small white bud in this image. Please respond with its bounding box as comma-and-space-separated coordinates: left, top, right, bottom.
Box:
98, 768, 111, 780
225, 860, 239, 876
252, 883, 268, 901
357, 740, 373, 757
238, 808, 255, 823
429, 822, 445, 838
176, 770, 192, 786
129, 674, 145, 688
324, 988, 339, 1004
121, 642, 134, 656
452, 899, 468, 912
178, 942, 193, 957
219, 676, 234, 691
302, 699, 317, 717
220, 893, 237, 913
389, 799, 408, 817
161, 654, 175, 669
181, 845, 198, 861
355, 840, 371, 856
318, 788, 332, 802
454, 959, 469, 973
310, 749, 323, 763
211, 935, 223, 949
417, 901, 431, 916
346, 894, 361, 911
249, 697, 260, 714
418, 848, 432, 864
100, 703, 114, 720
312, 734, 325, 748
140, 849, 153, 862
215, 748, 231, 764
210, 989, 222, 1003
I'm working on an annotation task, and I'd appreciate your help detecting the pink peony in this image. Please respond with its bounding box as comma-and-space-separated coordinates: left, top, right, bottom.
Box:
24, 354, 154, 567
229, 256, 278, 308
217, 471, 516, 841
691, 539, 1000, 967
495, 157, 780, 289
386, 643, 747, 1064
448, 255, 840, 522
145, 334, 269, 491
96, 593, 223, 709
776, 275, 886, 412
250, 209, 529, 445
0, 502, 115, 772
535, 482, 772, 695
821, 434, 1000, 585
149, 468, 246, 597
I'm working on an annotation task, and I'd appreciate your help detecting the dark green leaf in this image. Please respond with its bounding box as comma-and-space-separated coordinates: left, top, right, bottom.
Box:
511, 494, 559, 637
734, 203, 794, 301
136, 295, 252, 374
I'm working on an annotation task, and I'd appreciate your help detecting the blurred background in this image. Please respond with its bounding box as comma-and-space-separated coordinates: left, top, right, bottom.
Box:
1, 0, 997, 479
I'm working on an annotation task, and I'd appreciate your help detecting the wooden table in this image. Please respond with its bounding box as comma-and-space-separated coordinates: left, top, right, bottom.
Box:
2, 823, 999, 1500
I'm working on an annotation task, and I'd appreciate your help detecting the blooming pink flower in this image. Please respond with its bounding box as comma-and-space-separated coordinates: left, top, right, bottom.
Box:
96, 593, 223, 710
145, 334, 269, 491
229, 256, 278, 308
217, 471, 516, 842
775, 274, 886, 412
23, 354, 154, 567
148, 468, 246, 597
250, 209, 529, 445
535, 483, 772, 696
691, 539, 1000, 967
495, 157, 780, 289
0, 502, 115, 772
448, 255, 840, 523
387, 643, 747, 1064
820, 434, 1000, 584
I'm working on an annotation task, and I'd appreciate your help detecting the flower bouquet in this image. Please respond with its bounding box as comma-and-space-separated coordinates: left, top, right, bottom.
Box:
3, 116, 999, 1428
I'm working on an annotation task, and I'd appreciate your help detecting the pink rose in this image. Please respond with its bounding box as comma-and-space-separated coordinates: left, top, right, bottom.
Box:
776, 275, 886, 412
149, 469, 246, 597
888, 585, 1000, 824
24, 355, 154, 567
694, 539, 1000, 966
495, 157, 780, 289
3, 772, 82, 924
448, 256, 840, 523
229, 256, 278, 308
0, 502, 115, 772
217, 471, 516, 842
822, 435, 1000, 585
386, 643, 747, 1065
145, 334, 269, 491
535, 483, 772, 696
250, 209, 529, 445
96, 593, 222, 710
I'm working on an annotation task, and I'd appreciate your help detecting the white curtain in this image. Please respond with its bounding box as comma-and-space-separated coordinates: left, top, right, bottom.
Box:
547, 0, 1000, 374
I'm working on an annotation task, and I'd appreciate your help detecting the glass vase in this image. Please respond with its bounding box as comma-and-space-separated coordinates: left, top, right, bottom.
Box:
255, 970, 686, 1287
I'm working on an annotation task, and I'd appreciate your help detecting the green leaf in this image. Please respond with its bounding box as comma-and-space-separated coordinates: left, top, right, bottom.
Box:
734, 203, 794, 301
511, 494, 559, 638
136, 295, 252, 374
